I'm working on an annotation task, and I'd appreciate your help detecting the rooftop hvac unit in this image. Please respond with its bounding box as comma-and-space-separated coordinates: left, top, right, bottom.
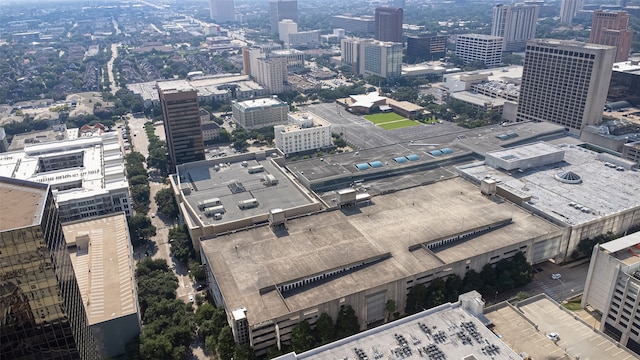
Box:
480, 178, 496, 196
269, 208, 285, 226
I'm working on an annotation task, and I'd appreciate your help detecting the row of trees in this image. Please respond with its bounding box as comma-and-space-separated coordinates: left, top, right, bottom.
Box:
128, 258, 196, 360
196, 303, 256, 359
144, 122, 169, 176
421, 98, 502, 129
125, 151, 156, 248
167, 225, 206, 282
284, 305, 361, 356
406, 252, 533, 314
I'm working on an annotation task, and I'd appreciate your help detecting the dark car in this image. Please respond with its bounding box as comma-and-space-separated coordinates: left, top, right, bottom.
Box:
196, 284, 206, 291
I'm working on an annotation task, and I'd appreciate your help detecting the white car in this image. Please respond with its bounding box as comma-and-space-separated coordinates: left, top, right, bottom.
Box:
551, 273, 562, 280
188, 294, 194, 303
547, 332, 560, 341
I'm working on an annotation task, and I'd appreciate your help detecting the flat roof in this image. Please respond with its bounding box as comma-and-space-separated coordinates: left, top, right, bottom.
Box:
293, 300, 520, 360
157, 79, 194, 93
450, 91, 508, 107
613, 57, 640, 75
201, 177, 560, 325
487, 141, 563, 162
63, 213, 138, 325
177, 156, 315, 226
459, 144, 640, 226
486, 296, 638, 360
600, 232, 640, 267
0, 133, 128, 203
458, 33, 503, 40
233, 97, 286, 110
0, 177, 48, 231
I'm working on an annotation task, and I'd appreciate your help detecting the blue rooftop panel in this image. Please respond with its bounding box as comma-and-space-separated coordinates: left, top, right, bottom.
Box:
440, 148, 453, 154
429, 150, 442, 156
407, 154, 420, 161
393, 157, 408, 163
355, 163, 370, 170
369, 161, 383, 168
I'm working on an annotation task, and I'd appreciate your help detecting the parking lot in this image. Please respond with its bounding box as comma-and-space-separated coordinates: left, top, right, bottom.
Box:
301, 103, 461, 150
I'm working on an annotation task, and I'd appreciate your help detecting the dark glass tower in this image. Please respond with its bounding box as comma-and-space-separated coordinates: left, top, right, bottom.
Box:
0, 177, 99, 360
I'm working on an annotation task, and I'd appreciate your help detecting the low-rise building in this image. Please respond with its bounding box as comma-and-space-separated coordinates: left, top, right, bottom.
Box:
202, 121, 221, 142
0, 133, 132, 222
232, 97, 289, 130
274, 112, 332, 154
62, 213, 141, 358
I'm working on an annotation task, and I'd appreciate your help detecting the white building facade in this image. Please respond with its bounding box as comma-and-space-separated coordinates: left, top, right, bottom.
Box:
0, 133, 132, 222
455, 34, 504, 68
274, 112, 332, 154
582, 232, 640, 356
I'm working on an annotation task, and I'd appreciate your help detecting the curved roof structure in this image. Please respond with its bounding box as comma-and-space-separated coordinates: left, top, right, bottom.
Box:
554, 170, 582, 184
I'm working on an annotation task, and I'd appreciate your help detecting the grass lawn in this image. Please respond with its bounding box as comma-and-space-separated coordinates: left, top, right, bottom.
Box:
363, 112, 405, 124
378, 119, 421, 130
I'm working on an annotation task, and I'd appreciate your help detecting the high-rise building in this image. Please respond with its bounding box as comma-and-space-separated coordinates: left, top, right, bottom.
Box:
455, 34, 504, 68
492, 4, 540, 51
270, 0, 298, 34
589, 10, 633, 62
209, 0, 235, 23
278, 19, 298, 44
406, 34, 447, 63
560, 0, 583, 24
0, 177, 99, 360
374, 7, 403, 43
331, 15, 376, 35
516, 39, 616, 131
255, 57, 288, 94
158, 81, 205, 169
360, 40, 403, 79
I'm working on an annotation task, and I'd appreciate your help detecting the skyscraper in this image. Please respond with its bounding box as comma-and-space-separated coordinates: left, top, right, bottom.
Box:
374, 7, 403, 43
158, 81, 205, 169
560, 0, 583, 24
455, 34, 504, 68
210, 0, 235, 23
406, 34, 447, 63
492, 4, 540, 51
589, 10, 633, 62
360, 40, 403, 79
0, 177, 99, 360
516, 39, 616, 131
270, 0, 298, 35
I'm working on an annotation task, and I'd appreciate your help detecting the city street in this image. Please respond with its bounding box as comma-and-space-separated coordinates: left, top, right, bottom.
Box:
125, 115, 195, 305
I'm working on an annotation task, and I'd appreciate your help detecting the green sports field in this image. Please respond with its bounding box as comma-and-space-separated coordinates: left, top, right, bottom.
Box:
363, 112, 421, 130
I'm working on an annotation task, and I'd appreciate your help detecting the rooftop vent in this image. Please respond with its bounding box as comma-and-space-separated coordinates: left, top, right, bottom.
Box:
554, 171, 582, 184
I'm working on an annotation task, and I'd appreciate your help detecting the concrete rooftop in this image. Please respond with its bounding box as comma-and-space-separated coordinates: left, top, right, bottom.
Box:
0, 178, 47, 231
63, 213, 138, 325
178, 157, 315, 226
459, 143, 640, 226
486, 296, 638, 360
201, 177, 561, 325
295, 301, 520, 360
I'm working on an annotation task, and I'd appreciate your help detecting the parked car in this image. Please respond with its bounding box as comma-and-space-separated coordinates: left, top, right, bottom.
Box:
196, 284, 206, 291
547, 332, 560, 341
188, 294, 194, 303
551, 273, 561, 280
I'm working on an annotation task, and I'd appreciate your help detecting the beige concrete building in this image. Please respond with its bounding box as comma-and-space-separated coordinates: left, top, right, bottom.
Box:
200, 178, 565, 355
63, 213, 141, 358
516, 39, 616, 131
582, 232, 640, 355
274, 112, 332, 155
232, 97, 289, 130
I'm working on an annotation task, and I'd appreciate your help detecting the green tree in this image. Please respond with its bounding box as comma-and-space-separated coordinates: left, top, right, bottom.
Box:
335, 305, 360, 339
314, 312, 335, 345
154, 188, 178, 219
130, 174, 149, 186
139, 334, 172, 360
128, 214, 156, 247
234, 344, 257, 360
291, 320, 315, 353
385, 299, 397, 321
406, 283, 427, 314
217, 326, 236, 360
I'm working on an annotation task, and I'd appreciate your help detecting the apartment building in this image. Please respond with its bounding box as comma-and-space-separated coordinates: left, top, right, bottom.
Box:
232, 97, 289, 130
274, 112, 332, 155
589, 10, 633, 62
492, 4, 540, 51
455, 34, 503, 68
